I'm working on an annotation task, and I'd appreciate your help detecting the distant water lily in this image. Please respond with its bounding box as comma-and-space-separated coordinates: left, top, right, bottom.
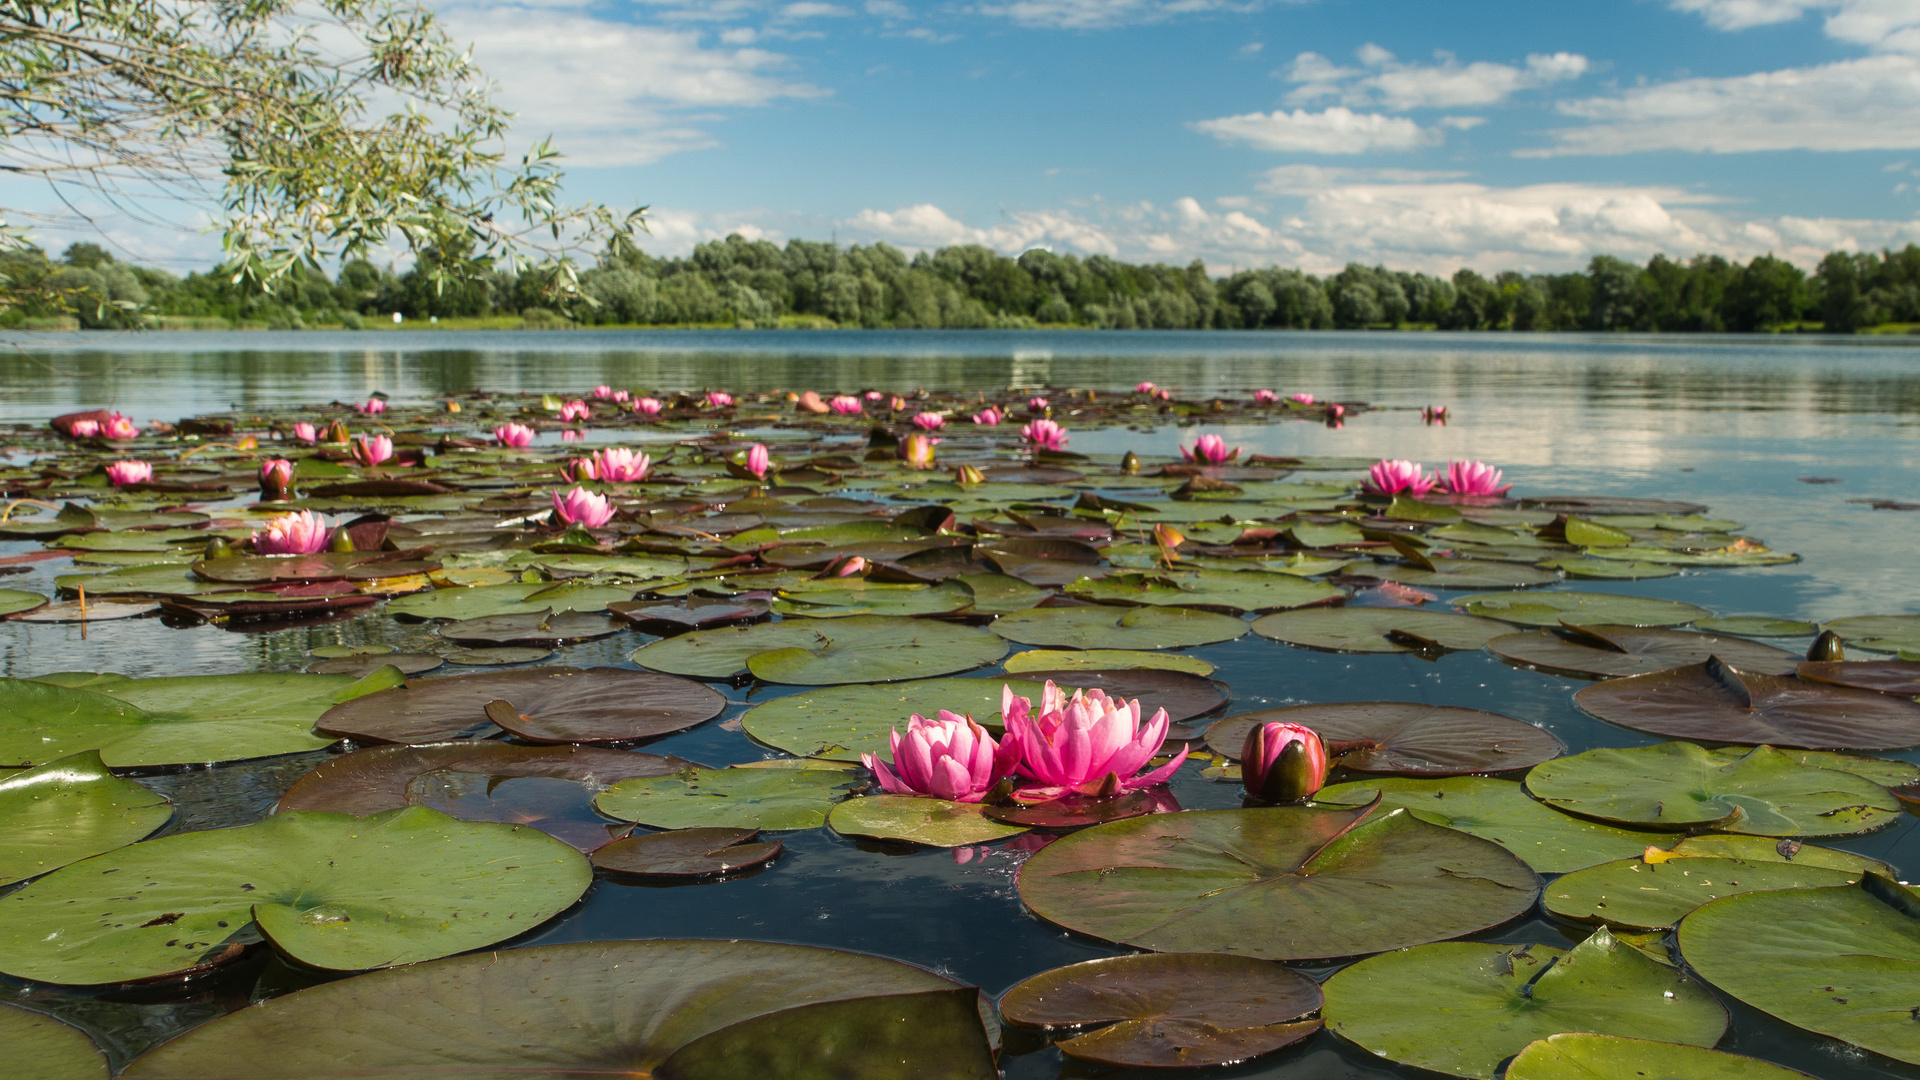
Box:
591, 385, 614, 399
830, 395, 863, 415
973, 406, 1003, 425
67, 419, 100, 437
350, 435, 394, 467
104, 460, 151, 486
1240, 722, 1328, 804
743, 443, 771, 480
359, 398, 386, 415
796, 391, 830, 414
259, 459, 293, 500
292, 422, 319, 444
560, 457, 598, 483
613, 390, 631, 403
592, 447, 652, 482
1365, 459, 1437, 495
862, 711, 1019, 803
252, 510, 331, 555
899, 433, 939, 469
911, 411, 945, 431
1135, 381, 1156, 393
706, 391, 734, 408
552, 486, 614, 528
1443, 460, 1510, 496
559, 400, 591, 423
1181, 434, 1239, 464
865, 390, 884, 402
632, 397, 663, 416
1001, 681, 1186, 800
1289, 393, 1315, 405
890, 395, 908, 411
101, 414, 139, 440
1253, 389, 1278, 404
494, 423, 535, 448
1022, 418, 1068, 451
1423, 405, 1449, 425
1028, 396, 1049, 414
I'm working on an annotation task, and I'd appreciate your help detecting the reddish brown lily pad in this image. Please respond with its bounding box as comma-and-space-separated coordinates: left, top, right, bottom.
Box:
315, 666, 727, 744
1797, 660, 1920, 697
983, 788, 1180, 828
1016, 669, 1228, 726
999, 953, 1322, 1069
1206, 702, 1563, 776
277, 741, 695, 815
1488, 625, 1800, 679
1575, 656, 1920, 750
591, 827, 783, 876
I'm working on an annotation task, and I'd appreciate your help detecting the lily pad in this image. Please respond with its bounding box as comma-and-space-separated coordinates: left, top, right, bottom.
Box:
740, 677, 1046, 763
384, 582, 634, 621
955, 572, 1050, 614
118, 940, 995, 1079
0, 806, 589, 984
1457, 591, 1709, 628
998, 953, 1321, 1069
1066, 569, 1342, 614
1321, 928, 1727, 1080
1313, 776, 1679, 874
1016, 668, 1227, 725
1366, 559, 1561, 589
631, 619, 844, 678
9, 599, 161, 623
316, 667, 725, 744
1004, 649, 1215, 676
442, 646, 553, 665
1015, 803, 1539, 961
1573, 657, 1920, 749
1545, 854, 1861, 930
595, 765, 856, 830
983, 788, 1180, 827
305, 653, 444, 676
1505, 1033, 1815, 1080
1679, 876, 1920, 1067
774, 580, 975, 618
744, 616, 1008, 685
0, 1003, 109, 1080
1798, 659, 1920, 696
1823, 614, 1920, 654
990, 605, 1249, 650
1207, 703, 1562, 776
438, 611, 627, 646
0, 674, 348, 768
1658, 833, 1898, 875
1489, 625, 1801, 679
829, 796, 1029, 847
0, 588, 50, 617
591, 828, 783, 877
1696, 617, 1820, 638
1250, 607, 1512, 654
403, 773, 632, 852
1525, 742, 1902, 836
0, 751, 172, 886
1534, 557, 1679, 580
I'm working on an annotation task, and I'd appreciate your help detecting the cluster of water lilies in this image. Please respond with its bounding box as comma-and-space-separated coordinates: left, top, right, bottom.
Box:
1365, 458, 1511, 497
65, 411, 143, 440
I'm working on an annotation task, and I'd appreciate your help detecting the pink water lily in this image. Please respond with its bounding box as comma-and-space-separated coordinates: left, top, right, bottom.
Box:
1181, 434, 1239, 464
1027, 396, 1049, 414
359, 398, 386, 415
832, 555, 868, 577
102, 414, 139, 440
1240, 722, 1329, 804
706, 391, 734, 408
1289, 393, 1315, 405
68, 419, 100, 437
104, 460, 151, 486
1253, 389, 1278, 404
252, 510, 332, 555
1135, 381, 1156, 393
560, 457, 598, 483
822, 395, 858, 415
1423, 405, 1449, 426
633, 397, 663, 416
796, 391, 830, 414
552, 486, 614, 528
1021, 418, 1068, 451
1443, 460, 1511, 496
259, 459, 294, 499
911, 411, 946, 431
292, 422, 318, 444
890, 395, 908, 411
559, 400, 591, 422
592, 385, 614, 399
613, 390, 631, 403
495, 423, 535, 448
350, 435, 394, 467
973, 406, 1003, 425
744, 443, 771, 479
899, 433, 939, 469
1365, 459, 1437, 496
863, 711, 1019, 803
592, 447, 652, 482
561, 429, 584, 442
1001, 681, 1186, 799
1155, 388, 1172, 401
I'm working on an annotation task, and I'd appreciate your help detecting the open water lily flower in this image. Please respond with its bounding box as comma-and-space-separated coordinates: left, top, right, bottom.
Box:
911, 411, 945, 430
1181, 434, 1239, 464
1027, 396, 1049, 413
104, 460, 151, 486
1241, 721, 1329, 803
592, 385, 614, 399
796, 391, 830, 414
1289, 393, 1315, 405
359, 398, 386, 415
1135, 381, 1156, 393
592, 447, 652, 482
494, 423, 535, 448
863, 711, 1019, 803
828, 395, 862, 415
1365, 459, 1437, 496
552, 486, 614, 528
350, 435, 394, 467
101, 414, 140, 440
1000, 681, 1187, 799
292, 422, 318, 443
68, 419, 100, 437
633, 397, 662, 416
1021, 418, 1068, 451
1444, 460, 1511, 496
252, 510, 332, 555
744, 443, 771, 479
559, 400, 591, 422
706, 391, 734, 408
973, 406, 1003, 425
1253, 389, 1278, 404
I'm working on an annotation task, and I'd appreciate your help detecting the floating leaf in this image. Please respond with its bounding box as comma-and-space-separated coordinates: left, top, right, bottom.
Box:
1016, 803, 1539, 961
1066, 569, 1341, 613
1533, 557, 1680, 580
1013, 668, 1226, 724
384, 582, 634, 620
1823, 614, 1920, 654
1321, 928, 1726, 1080
316, 667, 725, 745
1490, 625, 1800, 678
0, 1003, 109, 1080
0, 807, 589, 984
990, 605, 1248, 650
595, 766, 855, 830
1798, 659, 1920, 696
438, 611, 626, 646
1457, 591, 1709, 627
740, 677, 1047, 762
1659, 833, 1897, 875
0, 751, 171, 886
1250, 607, 1512, 654
10, 599, 160, 623
0, 588, 49, 617
1525, 742, 1901, 836
998, 953, 1321, 1069
1207, 703, 1562, 776
829, 796, 1028, 847
632, 620, 837, 678
442, 646, 553, 666
1, 675, 345, 768
1505, 1033, 1815, 1080
773, 580, 974, 618
1696, 617, 1819, 638
305, 653, 444, 676
1545, 854, 1860, 930
405, 773, 632, 851
1573, 657, 1920, 749
590, 828, 782, 877
744, 616, 1008, 685
1365, 559, 1559, 589
1004, 649, 1214, 676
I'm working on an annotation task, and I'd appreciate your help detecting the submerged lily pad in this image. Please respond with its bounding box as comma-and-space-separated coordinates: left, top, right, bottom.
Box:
1016, 803, 1539, 961
1489, 625, 1800, 679
0, 751, 172, 886
1321, 928, 1727, 1080
0, 806, 589, 984
119, 940, 996, 1079
315, 667, 725, 744
829, 796, 1028, 847
0, 675, 348, 768
1505, 1033, 1814, 1080
591, 828, 782, 877
595, 765, 856, 830
989, 605, 1249, 650
1250, 607, 1512, 654
998, 953, 1322, 1069
1679, 877, 1920, 1067
1457, 591, 1709, 628
1573, 657, 1920, 749
1525, 742, 1901, 836
0, 1003, 109, 1080
1003, 649, 1215, 676
740, 677, 1047, 763
1545, 854, 1861, 930
1207, 703, 1562, 776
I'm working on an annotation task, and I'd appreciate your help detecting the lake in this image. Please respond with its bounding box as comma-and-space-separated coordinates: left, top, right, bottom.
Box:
2, 328, 1919, 1079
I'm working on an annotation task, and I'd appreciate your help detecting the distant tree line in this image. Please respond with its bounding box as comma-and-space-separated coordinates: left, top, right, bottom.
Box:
6, 236, 1920, 334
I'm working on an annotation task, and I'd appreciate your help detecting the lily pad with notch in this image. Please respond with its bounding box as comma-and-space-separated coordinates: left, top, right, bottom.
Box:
1505, 1033, 1815, 1080
740, 677, 1047, 763
438, 610, 626, 646
1489, 625, 1801, 679
384, 581, 636, 621
1066, 569, 1343, 614
1573, 656, 1920, 749
1207, 702, 1562, 777
0, 1003, 108, 1080
1457, 591, 1709, 628
595, 765, 856, 831
0, 588, 49, 617
990, 605, 1249, 650
316, 666, 725, 744
1250, 607, 1512, 654
607, 598, 770, 634
1004, 649, 1214, 676
744, 616, 1008, 685
0, 751, 172, 886
1797, 659, 1920, 696
2, 673, 355, 768
1545, 853, 1861, 931
829, 796, 1029, 847
1362, 558, 1559, 590
1822, 614, 1920, 654
591, 827, 782, 877
403, 772, 634, 851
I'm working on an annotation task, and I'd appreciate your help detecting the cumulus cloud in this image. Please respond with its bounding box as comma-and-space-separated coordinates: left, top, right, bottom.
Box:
843, 203, 1121, 254
1670, 0, 1920, 51
1538, 54, 1920, 155
1283, 45, 1589, 110
1191, 107, 1440, 153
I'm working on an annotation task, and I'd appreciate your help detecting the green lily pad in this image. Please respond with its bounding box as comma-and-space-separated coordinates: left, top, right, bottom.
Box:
0, 675, 346, 768
773, 580, 975, 618
1534, 557, 1680, 580
0, 1003, 109, 1080
955, 573, 1050, 614
1659, 833, 1898, 875
1563, 516, 1633, 547
989, 605, 1249, 650
1066, 569, 1342, 613
1696, 617, 1820, 638
1321, 928, 1727, 1080
1457, 591, 1709, 627
1366, 559, 1560, 589
1824, 614, 1920, 654
1679, 877, 1920, 1067
1250, 607, 1512, 654
1545, 854, 1861, 930
0, 588, 49, 617
117, 940, 995, 1079
384, 582, 634, 620
1003, 649, 1214, 676
1208, 702, 1562, 776
1525, 742, 1902, 836
0, 806, 589, 984
1584, 544, 1797, 567
315, 666, 724, 744
998, 953, 1322, 1069
0, 751, 172, 886
632, 620, 833, 678
829, 796, 1028, 847
595, 765, 856, 830
1505, 1033, 1814, 1080
53, 564, 239, 598
1313, 776, 1678, 874
1016, 803, 1539, 961
1573, 657, 1920, 749
739, 677, 1047, 762
744, 616, 1008, 685
590, 828, 782, 877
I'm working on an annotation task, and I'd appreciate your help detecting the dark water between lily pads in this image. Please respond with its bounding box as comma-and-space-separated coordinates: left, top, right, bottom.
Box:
3, 328, 1920, 1079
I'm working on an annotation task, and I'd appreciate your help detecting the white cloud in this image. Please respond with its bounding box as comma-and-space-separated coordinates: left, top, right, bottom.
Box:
1539, 54, 1920, 154
970, 0, 1274, 30
843, 203, 1121, 254
1283, 45, 1589, 110
778, 2, 852, 16
1671, 0, 1920, 51
1191, 107, 1440, 153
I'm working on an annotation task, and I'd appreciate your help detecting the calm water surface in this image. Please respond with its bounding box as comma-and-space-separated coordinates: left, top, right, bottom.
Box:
3, 329, 1919, 1078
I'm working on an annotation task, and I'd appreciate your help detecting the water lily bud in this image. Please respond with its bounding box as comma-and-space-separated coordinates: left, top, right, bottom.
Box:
954, 464, 985, 485
1121, 451, 1140, 474
327, 528, 356, 553
325, 419, 351, 444
1241, 721, 1328, 803
203, 536, 234, 560
445, 401, 461, 413
1807, 630, 1845, 661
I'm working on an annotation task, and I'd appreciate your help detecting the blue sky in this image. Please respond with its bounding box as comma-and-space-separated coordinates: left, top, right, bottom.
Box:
32, 0, 1920, 274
